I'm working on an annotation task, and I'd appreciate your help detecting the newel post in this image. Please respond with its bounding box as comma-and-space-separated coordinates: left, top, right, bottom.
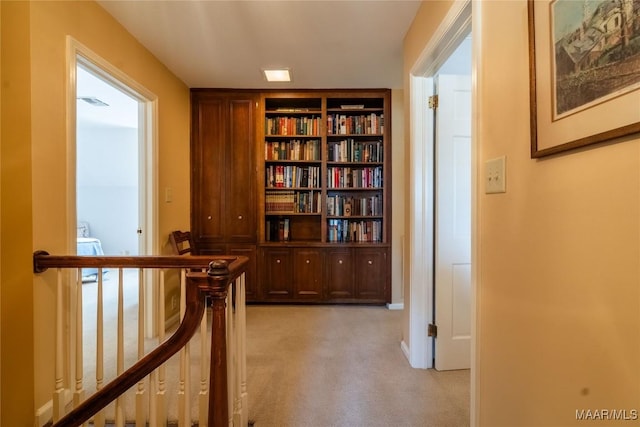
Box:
191, 259, 232, 427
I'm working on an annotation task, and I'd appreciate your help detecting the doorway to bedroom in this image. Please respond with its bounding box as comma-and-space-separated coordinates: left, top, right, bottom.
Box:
76, 62, 140, 262
72, 43, 159, 342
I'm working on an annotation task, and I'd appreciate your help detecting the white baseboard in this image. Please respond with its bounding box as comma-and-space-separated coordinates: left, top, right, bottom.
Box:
165, 312, 180, 330
35, 400, 52, 427
35, 389, 73, 427
386, 302, 404, 310
401, 340, 411, 363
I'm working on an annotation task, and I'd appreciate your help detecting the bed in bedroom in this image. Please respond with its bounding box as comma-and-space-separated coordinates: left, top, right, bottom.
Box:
77, 221, 105, 281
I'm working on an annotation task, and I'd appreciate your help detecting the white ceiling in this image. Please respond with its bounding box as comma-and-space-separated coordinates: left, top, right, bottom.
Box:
76, 66, 140, 128
96, 0, 423, 89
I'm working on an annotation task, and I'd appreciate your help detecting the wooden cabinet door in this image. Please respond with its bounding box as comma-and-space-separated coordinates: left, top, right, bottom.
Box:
227, 244, 258, 301
262, 248, 292, 299
225, 97, 256, 242
292, 248, 323, 300
355, 248, 387, 301
326, 248, 354, 300
192, 96, 226, 245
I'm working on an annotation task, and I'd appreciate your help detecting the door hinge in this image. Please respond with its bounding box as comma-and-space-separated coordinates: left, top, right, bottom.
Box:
428, 95, 438, 110
428, 323, 437, 338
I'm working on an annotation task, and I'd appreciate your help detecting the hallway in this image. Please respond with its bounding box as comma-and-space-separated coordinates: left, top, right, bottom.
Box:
246, 305, 469, 426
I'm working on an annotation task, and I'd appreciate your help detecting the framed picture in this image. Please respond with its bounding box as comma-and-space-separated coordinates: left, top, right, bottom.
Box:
528, 0, 640, 158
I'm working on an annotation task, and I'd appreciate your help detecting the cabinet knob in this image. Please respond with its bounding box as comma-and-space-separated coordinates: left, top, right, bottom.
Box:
207, 215, 212, 220
238, 215, 243, 220
338, 259, 343, 264
306, 259, 310, 264
276, 259, 281, 264
368, 260, 373, 265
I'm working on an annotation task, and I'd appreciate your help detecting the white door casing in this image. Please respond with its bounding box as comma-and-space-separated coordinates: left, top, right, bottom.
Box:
434, 74, 472, 371
67, 36, 159, 337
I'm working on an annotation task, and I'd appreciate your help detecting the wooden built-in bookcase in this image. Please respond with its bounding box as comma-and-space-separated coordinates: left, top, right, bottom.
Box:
191, 89, 391, 303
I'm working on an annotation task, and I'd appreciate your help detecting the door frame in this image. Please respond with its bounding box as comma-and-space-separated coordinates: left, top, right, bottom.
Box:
407, 0, 472, 369
66, 36, 159, 336
407, 2, 480, 422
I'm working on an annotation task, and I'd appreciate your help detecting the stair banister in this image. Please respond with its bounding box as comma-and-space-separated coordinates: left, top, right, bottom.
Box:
33, 251, 248, 427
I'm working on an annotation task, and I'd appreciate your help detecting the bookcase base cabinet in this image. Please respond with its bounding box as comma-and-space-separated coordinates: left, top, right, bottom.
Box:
200, 244, 258, 302
260, 247, 323, 301
259, 246, 389, 303
326, 247, 388, 302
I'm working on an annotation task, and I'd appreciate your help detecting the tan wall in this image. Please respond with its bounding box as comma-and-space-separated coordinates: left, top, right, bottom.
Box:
1, 1, 191, 424
1, 1, 34, 424
404, 1, 640, 425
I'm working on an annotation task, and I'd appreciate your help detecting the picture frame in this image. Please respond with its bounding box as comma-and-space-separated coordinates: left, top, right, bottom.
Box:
528, 0, 640, 158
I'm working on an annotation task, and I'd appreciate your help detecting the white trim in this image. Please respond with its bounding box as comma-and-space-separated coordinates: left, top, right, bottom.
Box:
400, 340, 411, 362
34, 400, 52, 427
66, 36, 160, 339
406, 0, 473, 373
386, 303, 404, 310
407, 75, 433, 370
410, 1, 472, 77
165, 311, 180, 331
34, 389, 72, 427
67, 36, 159, 255
470, 2, 483, 426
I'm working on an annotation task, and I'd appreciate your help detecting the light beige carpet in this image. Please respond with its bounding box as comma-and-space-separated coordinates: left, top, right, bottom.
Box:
80, 276, 469, 426
246, 305, 470, 427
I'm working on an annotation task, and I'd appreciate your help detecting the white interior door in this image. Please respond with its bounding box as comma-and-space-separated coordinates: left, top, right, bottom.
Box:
434, 74, 472, 371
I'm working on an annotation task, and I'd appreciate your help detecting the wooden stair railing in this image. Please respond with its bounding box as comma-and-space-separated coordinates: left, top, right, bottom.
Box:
33, 251, 249, 427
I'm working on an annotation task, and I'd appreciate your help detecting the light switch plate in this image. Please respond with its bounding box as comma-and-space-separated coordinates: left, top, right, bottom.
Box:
485, 156, 506, 194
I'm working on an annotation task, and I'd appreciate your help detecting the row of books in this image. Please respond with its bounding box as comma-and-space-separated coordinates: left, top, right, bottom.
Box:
265, 116, 321, 136
265, 190, 322, 214
326, 194, 382, 217
327, 113, 383, 135
265, 139, 321, 161
327, 219, 382, 243
266, 165, 321, 189
327, 166, 383, 189
265, 218, 290, 242
328, 139, 383, 163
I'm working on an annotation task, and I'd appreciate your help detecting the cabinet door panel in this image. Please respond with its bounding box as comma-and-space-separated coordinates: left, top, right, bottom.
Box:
293, 249, 323, 300
326, 249, 354, 300
226, 98, 256, 242
262, 248, 292, 299
193, 98, 226, 244
355, 249, 387, 300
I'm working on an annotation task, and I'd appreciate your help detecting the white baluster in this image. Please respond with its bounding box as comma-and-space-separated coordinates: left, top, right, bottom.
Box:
199, 300, 209, 426
94, 268, 105, 427
178, 268, 191, 426
152, 270, 167, 427
115, 268, 125, 427
136, 268, 147, 426
226, 288, 235, 426
74, 270, 86, 424
53, 268, 65, 422
237, 274, 248, 427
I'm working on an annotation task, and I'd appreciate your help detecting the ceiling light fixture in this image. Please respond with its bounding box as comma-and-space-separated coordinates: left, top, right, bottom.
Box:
262, 68, 292, 82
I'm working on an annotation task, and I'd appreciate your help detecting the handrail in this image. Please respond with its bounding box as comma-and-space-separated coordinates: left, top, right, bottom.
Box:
33, 251, 249, 427
33, 250, 242, 272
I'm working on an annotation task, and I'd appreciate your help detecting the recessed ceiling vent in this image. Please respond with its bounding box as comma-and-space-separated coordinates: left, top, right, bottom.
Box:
78, 96, 109, 107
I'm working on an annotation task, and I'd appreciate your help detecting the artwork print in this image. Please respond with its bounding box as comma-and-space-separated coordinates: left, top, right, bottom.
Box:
552, 0, 640, 119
